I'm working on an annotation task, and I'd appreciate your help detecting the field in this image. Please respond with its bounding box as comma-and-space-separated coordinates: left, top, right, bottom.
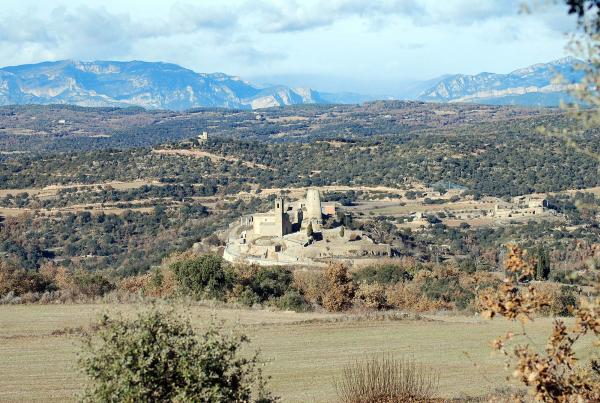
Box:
0, 304, 594, 402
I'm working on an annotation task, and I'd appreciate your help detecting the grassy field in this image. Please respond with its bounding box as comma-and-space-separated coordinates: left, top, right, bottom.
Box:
0, 304, 594, 402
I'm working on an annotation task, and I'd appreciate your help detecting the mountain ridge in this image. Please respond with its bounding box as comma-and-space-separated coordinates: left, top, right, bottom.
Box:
0, 60, 365, 110
416, 57, 584, 106
0, 58, 587, 110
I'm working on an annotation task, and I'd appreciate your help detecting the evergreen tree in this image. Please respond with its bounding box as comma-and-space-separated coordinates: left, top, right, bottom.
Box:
535, 246, 551, 280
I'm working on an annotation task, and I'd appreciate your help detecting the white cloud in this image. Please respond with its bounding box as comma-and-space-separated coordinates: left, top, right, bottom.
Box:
0, 0, 579, 91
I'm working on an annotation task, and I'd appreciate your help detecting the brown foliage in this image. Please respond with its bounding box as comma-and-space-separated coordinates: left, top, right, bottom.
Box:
0, 259, 54, 296
482, 244, 600, 402
384, 282, 449, 312
117, 274, 151, 294
353, 282, 387, 310
293, 270, 327, 305
334, 355, 439, 403
322, 263, 355, 312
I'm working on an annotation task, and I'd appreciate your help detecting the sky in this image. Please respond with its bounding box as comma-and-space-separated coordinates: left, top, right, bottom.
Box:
0, 0, 579, 95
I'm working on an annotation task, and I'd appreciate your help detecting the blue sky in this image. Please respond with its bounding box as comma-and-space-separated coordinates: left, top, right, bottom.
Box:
1, 0, 577, 94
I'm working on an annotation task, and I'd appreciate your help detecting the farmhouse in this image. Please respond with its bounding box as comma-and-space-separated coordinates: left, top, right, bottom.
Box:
493, 196, 553, 218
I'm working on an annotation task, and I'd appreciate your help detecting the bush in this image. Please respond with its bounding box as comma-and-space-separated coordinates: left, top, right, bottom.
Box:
171, 254, 234, 300
71, 271, 115, 298
293, 270, 327, 306
419, 268, 476, 310
246, 267, 293, 302
385, 282, 448, 312
532, 283, 579, 317
334, 355, 439, 403
353, 282, 387, 310
230, 284, 261, 307
322, 263, 355, 312
79, 309, 277, 402
0, 260, 55, 297
271, 290, 311, 312
353, 264, 412, 285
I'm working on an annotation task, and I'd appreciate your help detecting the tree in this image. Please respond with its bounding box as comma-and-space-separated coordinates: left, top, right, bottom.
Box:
171, 254, 234, 300
306, 221, 314, 238
322, 263, 355, 312
79, 309, 277, 403
535, 245, 551, 280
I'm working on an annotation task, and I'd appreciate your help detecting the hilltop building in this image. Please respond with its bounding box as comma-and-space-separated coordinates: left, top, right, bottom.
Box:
493, 196, 552, 218
198, 131, 209, 143
226, 188, 391, 266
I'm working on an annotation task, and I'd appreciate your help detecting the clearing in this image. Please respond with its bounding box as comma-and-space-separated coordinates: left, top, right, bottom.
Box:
0, 304, 593, 402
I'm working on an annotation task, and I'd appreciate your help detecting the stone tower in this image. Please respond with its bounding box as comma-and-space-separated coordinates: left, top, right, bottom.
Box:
273, 197, 292, 237
305, 188, 322, 225
274, 197, 285, 237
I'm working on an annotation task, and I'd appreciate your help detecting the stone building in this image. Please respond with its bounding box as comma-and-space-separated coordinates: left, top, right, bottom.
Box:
250, 189, 329, 238
225, 188, 392, 266
198, 131, 209, 143
493, 196, 551, 218
253, 197, 293, 237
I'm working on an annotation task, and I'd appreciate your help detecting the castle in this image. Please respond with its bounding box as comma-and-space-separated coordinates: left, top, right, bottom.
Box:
225, 188, 392, 267
250, 188, 324, 238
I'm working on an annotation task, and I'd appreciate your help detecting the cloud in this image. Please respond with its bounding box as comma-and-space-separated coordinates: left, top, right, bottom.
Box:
0, 0, 576, 85
248, 0, 425, 33
0, 3, 241, 59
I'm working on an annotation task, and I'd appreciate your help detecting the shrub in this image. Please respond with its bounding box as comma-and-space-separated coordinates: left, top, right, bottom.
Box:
0, 260, 55, 297
246, 267, 293, 302
293, 270, 327, 306
230, 284, 261, 307
419, 268, 476, 310
271, 290, 311, 312
79, 309, 277, 402
334, 355, 439, 403
385, 282, 448, 312
71, 271, 115, 298
353, 264, 411, 285
171, 254, 234, 300
117, 273, 151, 294
145, 266, 178, 298
535, 283, 579, 317
322, 263, 355, 312
353, 282, 387, 310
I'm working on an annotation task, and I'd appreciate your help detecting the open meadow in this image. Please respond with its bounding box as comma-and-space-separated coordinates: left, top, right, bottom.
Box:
0, 303, 594, 402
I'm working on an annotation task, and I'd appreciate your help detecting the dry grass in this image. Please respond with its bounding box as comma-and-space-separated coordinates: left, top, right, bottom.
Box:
0, 304, 595, 402
334, 355, 439, 402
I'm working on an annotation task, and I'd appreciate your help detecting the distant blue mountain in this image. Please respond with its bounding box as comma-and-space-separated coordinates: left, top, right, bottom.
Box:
0, 58, 587, 110
416, 57, 584, 106
0, 60, 368, 110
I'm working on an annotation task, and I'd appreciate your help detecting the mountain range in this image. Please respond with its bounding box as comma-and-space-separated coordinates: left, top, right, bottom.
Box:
0, 58, 585, 110
416, 57, 584, 105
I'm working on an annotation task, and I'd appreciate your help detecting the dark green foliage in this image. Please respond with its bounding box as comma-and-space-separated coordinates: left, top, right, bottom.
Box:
272, 290, 311, 312
535, 246, 551, 280
353, 264, 412, 285
171, 255, 234, 300
0, 260, 55, 296
554, 286, 579, 317
79, 310, 276, 402
421, 275, 474, 310
245, 267, 294, 302
236, 287, 262, 307
71, 272, 115, 298
457, 258, 477, 274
